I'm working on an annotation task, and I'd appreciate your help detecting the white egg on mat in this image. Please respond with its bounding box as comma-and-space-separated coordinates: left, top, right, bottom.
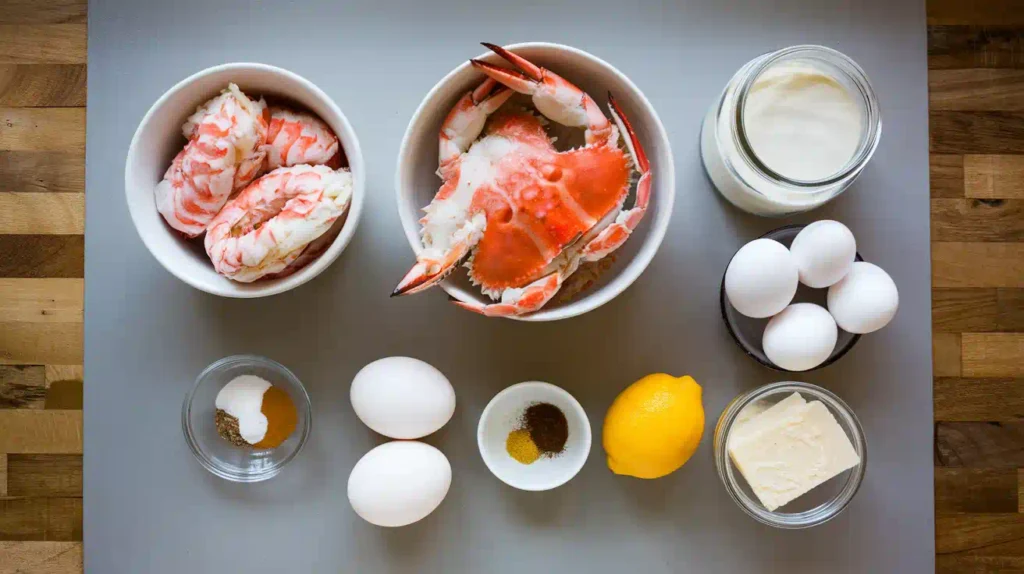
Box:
725, 238, 799, 319
828, 262, 899, 334
347, 441, 451, 527
789, 220, 857, 288
350, 357, 455, 439
763, 303, 838, 371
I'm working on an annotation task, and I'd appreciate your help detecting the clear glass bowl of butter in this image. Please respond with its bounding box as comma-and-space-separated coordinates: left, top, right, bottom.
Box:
713, 381, 866, 528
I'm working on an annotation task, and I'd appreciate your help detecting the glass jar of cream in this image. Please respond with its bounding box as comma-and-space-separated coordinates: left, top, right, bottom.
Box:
700, 45, 881, 217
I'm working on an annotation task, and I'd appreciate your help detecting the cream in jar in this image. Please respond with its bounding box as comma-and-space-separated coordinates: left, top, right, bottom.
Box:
701, 46, 880, 216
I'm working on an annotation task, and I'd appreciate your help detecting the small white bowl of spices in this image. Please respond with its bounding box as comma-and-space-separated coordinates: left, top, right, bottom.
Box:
182, 354, 311, 482
477, 381, 591, 491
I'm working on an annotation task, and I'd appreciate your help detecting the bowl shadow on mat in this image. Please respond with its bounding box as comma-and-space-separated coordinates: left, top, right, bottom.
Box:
503, 486, 575, 526
205, 431, 330, 504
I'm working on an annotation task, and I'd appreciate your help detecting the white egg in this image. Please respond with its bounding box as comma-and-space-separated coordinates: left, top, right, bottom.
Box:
351, 357, 455, 439
725, 238, 798, 318
789, 220, 857, 288
763, 303, 838, 371
828, 262, 899, 334
347, 441, 451, 528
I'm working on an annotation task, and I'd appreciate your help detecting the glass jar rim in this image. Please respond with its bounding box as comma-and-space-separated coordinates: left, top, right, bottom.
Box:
731, 45, 883, 189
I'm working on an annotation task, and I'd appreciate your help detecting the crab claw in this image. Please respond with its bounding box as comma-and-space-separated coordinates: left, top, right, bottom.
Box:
392, 212, 486, 297
470, 43, 543, 93
450, 272, 563, 317
392, 241, 471, 297
439, 79, 513, 169
471, 43, 611, 144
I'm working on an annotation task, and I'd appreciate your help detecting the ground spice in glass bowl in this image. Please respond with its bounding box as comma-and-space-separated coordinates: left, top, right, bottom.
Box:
214, 375, 298, 449
506, 402, 569, 464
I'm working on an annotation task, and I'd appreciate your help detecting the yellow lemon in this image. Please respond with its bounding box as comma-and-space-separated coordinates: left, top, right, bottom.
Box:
602, 374, 705, 479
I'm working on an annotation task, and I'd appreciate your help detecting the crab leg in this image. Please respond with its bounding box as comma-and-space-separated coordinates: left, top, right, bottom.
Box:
451, 272, 563, 318
471, 43, 613, 145
392, 81, 513, 297
582, 93, 652, 262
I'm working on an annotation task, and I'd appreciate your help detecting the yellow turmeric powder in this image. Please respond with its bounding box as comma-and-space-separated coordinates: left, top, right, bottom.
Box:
506, 429, 541, 464
254, 386, 298, 449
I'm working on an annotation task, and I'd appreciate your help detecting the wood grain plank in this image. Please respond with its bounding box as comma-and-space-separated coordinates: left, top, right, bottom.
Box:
0, 151, 85, 194
934, 332, 963, 377
935, 468, 1020, 514
0, 542, 82, 573
929, 26, 1024, 70
0, 25, 86, 65
0, 236, 84, 278
934, 378, 1024, 421
931, 154, 965, 198
933, 289, 1024, 332
937, 514, 1024, 556
0, 454, 6, 497
937, 555, 1024, 574
966, 155, 1024, 199
6, 455, 81, 497
930, 69, 1024, 111
43, 366, 82, 411
928, 0, 1024, 26
932, 199, 1024, 241
0, 411, 81, 454
0, 364, 80, 411
933, 243, 1024, 288
0, 65, 86, 107
0, 0, 86, 24
1020, 469, 1023, 514
963, 333, 1024, 377
0, 365, 46, 409
0, 323, 81, 365
43, 366, 81, 385
0, 193, 83, 235
936, 422, 1024, 468
0, 108, 84, 153
0, 279, 83, 323
930, 111, 1024, 154
43, 381, 80, 411
0, 498, 82, 541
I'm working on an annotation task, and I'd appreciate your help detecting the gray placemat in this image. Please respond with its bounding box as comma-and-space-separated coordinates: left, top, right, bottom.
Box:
85, 0, 934, 571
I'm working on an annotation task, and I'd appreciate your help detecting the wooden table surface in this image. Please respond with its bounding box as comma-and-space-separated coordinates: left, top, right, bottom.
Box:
0, 0, 1021, 572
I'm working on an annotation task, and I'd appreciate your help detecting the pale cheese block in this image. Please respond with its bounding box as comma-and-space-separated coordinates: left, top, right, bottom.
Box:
728, 395, 860, 511
729, 392, 807, 446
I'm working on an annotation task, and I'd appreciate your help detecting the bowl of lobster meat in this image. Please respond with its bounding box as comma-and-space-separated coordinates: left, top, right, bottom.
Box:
126, 63, 365, 298
394, 43, 674, 321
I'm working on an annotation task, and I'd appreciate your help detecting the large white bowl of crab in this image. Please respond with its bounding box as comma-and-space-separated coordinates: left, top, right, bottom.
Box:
126, 62, 365, 298
394, 42, 674, 321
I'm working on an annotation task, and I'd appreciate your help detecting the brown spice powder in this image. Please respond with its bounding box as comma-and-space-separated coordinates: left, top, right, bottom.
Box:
523, 402, 568, 456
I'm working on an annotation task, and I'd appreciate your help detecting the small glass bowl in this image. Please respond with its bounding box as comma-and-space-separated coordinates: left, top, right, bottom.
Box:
714, 381, 867, 528
721, 224, 862, 372
182, 355, 312, 482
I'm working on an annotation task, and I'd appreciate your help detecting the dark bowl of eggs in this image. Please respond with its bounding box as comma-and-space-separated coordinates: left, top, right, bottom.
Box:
720, 222, 899, 372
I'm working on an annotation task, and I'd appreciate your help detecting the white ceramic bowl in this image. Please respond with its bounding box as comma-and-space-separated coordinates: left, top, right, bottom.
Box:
125, 63, 365, 298
396, 43, 675, 321
477, 381, 591, 491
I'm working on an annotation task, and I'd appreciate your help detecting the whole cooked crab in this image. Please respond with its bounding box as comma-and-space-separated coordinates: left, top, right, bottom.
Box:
393, 44, 651, 317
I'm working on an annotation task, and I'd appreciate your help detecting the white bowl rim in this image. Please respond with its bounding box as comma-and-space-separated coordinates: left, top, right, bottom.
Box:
476, 380, 592, 491
395, 42, 676, 321
125, 61, 366, 298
